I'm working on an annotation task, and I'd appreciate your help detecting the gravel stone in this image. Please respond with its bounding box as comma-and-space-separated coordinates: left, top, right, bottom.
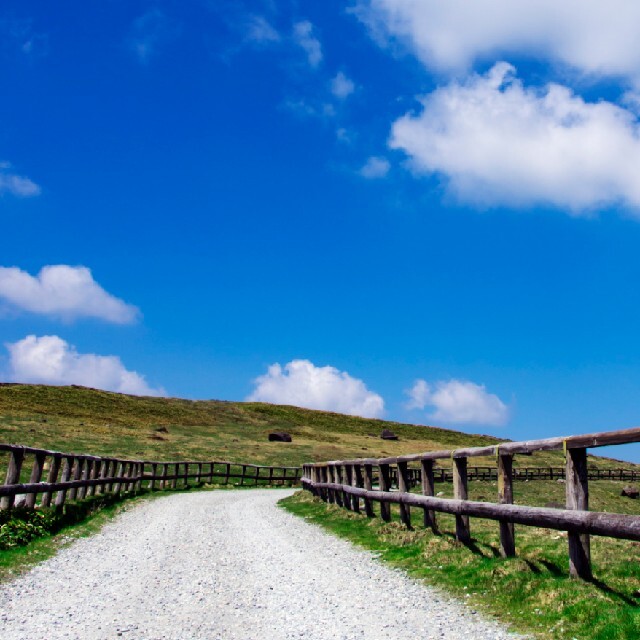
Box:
0, 489, 529, 639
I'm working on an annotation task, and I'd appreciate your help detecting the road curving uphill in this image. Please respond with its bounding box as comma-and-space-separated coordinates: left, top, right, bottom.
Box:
0, 489, 527, 639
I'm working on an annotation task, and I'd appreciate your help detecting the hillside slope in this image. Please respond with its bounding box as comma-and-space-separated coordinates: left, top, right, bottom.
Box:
0, 384, 628, 469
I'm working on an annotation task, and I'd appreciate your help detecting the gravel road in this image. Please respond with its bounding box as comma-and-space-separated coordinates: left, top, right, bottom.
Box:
0, 489, 527, 640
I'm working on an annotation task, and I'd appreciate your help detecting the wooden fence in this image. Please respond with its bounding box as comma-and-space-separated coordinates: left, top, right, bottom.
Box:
302, 427, 640, 581
391, 465, 640, 487
0, 443, 301, 510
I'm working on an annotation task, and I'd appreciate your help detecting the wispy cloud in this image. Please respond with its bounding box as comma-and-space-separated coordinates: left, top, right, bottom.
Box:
6, 335, 164, 396
243, 15, 280, 45
0, 162, 40, 197
292, 20, 322, 68
405, 378, 509, 426
247, 359, 384, 418
331, 72, 355, 99
359, 156, 390, 179
0, 265, 139, 324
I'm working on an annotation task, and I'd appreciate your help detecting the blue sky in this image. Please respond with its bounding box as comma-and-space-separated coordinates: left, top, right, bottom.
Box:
2, 1, 640, 459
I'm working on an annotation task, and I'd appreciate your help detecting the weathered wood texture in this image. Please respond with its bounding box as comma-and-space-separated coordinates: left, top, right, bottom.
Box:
0, 442, 302, 510
301, 425, 640, 581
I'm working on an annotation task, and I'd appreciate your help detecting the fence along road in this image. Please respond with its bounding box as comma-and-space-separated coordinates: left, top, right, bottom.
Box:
302, 426, 640, 581
0, 442, 300, 510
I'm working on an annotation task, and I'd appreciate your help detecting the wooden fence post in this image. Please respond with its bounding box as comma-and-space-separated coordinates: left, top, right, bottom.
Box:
182, 463, 189, 488
77, 459, 92, 500
453, 456, 471, 543
319, 465, 329, 501
378, 463, 391, 522
350, 464, 361, 513
150, 463, 158, 490
113, 461, 124, 495
125, 462, 134, 492
397, 461, 412, 529
169, 463, 177, 489
161, 463, 169, 489
25, 452, 46, 508
566, 447, 592, 580
102, 460, 113, 494
54, 457, 72, 506
338, 465, 351, 510
86, 459, 100, 497
332, 465, 341, 504
135, 462, 143, 491
498, 453, 516, 557
323, 465, 331, 503
97, 459, 109, 494
420, 459, 438, 533
1, 447, 25, 509
362, 464, 375, 517
67, 457, 84, 501
41, 454, 62, 507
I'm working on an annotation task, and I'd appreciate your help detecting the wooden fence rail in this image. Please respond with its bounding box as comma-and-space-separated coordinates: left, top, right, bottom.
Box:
0, 443, 301, 510
389, 465, 640, 487
301, 426, 640, 581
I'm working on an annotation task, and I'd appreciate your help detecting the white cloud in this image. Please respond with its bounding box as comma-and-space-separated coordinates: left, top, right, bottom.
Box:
6, 335, 164, 397
354, 0, 640, 82
247, 359, 384, 418
292, 21, 322, 68
0, 162, 40, 197
0, 265, 139, 324
244, 15, 280, 45
359, 156, 390, 179
390, 63, 640, 212
405, 378, 509, 426
331, 72, 355, 99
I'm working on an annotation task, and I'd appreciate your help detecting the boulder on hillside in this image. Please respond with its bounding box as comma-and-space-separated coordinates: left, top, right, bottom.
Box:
380, 429, 398, 441
268, 432, 292, 443
621, 485, 640, 499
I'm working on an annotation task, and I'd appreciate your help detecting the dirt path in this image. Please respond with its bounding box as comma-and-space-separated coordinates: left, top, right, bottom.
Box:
0, 489, 526, 639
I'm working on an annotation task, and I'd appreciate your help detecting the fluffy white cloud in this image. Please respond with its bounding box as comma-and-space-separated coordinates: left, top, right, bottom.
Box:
359, 156, 390, 179
0, 162, 40, 197
390, 63, 640, 212
0, 265, 139, 323
292, 21, 322, 68
6, 335, 165, 397
355, 0, 640, 81
331, 72, 355, 99
405, 378, 509, 426
247, 359, 384, 418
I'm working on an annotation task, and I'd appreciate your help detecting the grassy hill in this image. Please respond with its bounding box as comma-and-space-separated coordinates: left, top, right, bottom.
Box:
0, 384, 633, 470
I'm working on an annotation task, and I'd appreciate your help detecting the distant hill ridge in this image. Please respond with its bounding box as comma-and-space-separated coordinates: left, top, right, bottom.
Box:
0, 384, 631, 469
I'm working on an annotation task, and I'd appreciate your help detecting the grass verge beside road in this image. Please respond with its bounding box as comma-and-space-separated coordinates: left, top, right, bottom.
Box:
280, 483, 640, 640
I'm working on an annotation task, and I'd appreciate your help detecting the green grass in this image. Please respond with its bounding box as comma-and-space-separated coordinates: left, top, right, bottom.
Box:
281, 483, 640, 640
